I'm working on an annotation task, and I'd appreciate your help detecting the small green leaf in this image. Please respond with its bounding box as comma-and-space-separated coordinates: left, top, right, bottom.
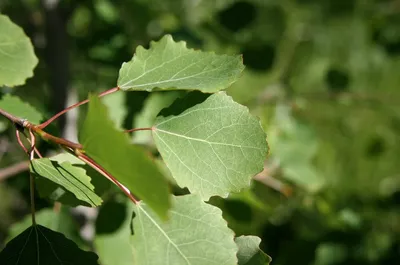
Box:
0, 225, 99, 265
30, 157, 103, 207
0, 94, 43, 124
0, 15, 38, 87
153, 92, 268, 200
235, 236, 272, 265
79, 95, 170, 219
118, 35, 244, 92
131, 194, 238, 265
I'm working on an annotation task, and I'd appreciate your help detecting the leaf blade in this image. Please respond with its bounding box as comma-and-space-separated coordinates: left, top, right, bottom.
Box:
0, 225, 99, 265
235, 236, 272, 265
118, 35, 244, 92
30, 157, 103, 207
0, 94, 43, 124
79, 95, 171, 219
153, 92, 268, 200
0, 15, 38, 87
131, 194, 238, 265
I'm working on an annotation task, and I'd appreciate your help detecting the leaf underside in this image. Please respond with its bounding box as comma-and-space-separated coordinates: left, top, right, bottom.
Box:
0, 225, 99, 265
0, 14, 38, 87
153, 92, 268, 200
131, 194, 238, 265
235, 236, 272, 265
118, 34, 244, 92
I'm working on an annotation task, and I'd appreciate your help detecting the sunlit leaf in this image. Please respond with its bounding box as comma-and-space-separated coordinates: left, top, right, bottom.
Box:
0, 14, 38, 87
0, 225, 99, 265
30, 157, 103, 207
153, 92, 268, 200
235, 236, 271, 265
0, 94, 43, 124
118, 35, 244, 92
131, 194, 238, 265
79, 95, 170, 219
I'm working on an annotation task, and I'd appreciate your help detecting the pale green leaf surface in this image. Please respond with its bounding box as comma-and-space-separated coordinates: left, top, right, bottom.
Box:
235, 236, 271, 265
131, 194, 238, 265
118, 35, 244, 92
79, 95, 170, 219
101, 91, 127, 128
0, 94, 43, 124
153, 92, 268, 200
0, 225, 99, 265
0, 14, 38, 86
30, 158, 103, 207
94, 199, 134, 265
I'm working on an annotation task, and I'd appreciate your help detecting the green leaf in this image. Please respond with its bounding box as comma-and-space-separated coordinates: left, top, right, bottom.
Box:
30, 157, 103, 207
101, 91, 127, 129
131, 194, 238, 265
118, 35, 244, 92
153, 92, 268, 200
0, 94, 43, 124
7, 208, 84, 247
0, 15, 38, 87
79, 95, 170, 219
235, 236, 272, 265
94, 199, 134, 265
133, 91, 182, 145
0, 225, 99, 265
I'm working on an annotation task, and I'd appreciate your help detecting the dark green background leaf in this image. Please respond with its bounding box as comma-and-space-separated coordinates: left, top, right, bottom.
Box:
0, 225, 99, 265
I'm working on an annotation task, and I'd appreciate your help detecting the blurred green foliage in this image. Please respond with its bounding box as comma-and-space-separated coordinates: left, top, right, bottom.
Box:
1, 0, 399, 264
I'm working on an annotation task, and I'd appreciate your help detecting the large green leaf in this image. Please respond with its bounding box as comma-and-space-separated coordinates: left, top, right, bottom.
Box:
152, 92, 268, 200
94, 199, 134, 265
235, 236, 271, 265
131, 194, 238, 265
79, 95, 170, 219
0, 94, 43, 124
0, 15, 38, 87
30, 157, 103, 207
0, 225, 98, 265
117, 35, 244, 92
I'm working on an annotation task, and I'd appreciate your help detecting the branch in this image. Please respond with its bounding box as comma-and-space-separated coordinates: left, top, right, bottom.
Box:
0, 161, 30, 181
38, 87, 119, 129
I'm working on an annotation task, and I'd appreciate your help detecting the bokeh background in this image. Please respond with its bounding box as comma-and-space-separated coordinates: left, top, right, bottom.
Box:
1, 0, 400, 264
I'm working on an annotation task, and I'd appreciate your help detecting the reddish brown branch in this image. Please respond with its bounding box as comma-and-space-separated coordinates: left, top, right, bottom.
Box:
38, 86, 119, 129
78, 154, 139, 204
0, 161, 30, 181
125, 127, 153, 133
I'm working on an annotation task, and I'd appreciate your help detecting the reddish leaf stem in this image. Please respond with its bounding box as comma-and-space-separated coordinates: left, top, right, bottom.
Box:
78, 154, 139, 204
125, 127, 153, 133
38, 86, 120, 129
